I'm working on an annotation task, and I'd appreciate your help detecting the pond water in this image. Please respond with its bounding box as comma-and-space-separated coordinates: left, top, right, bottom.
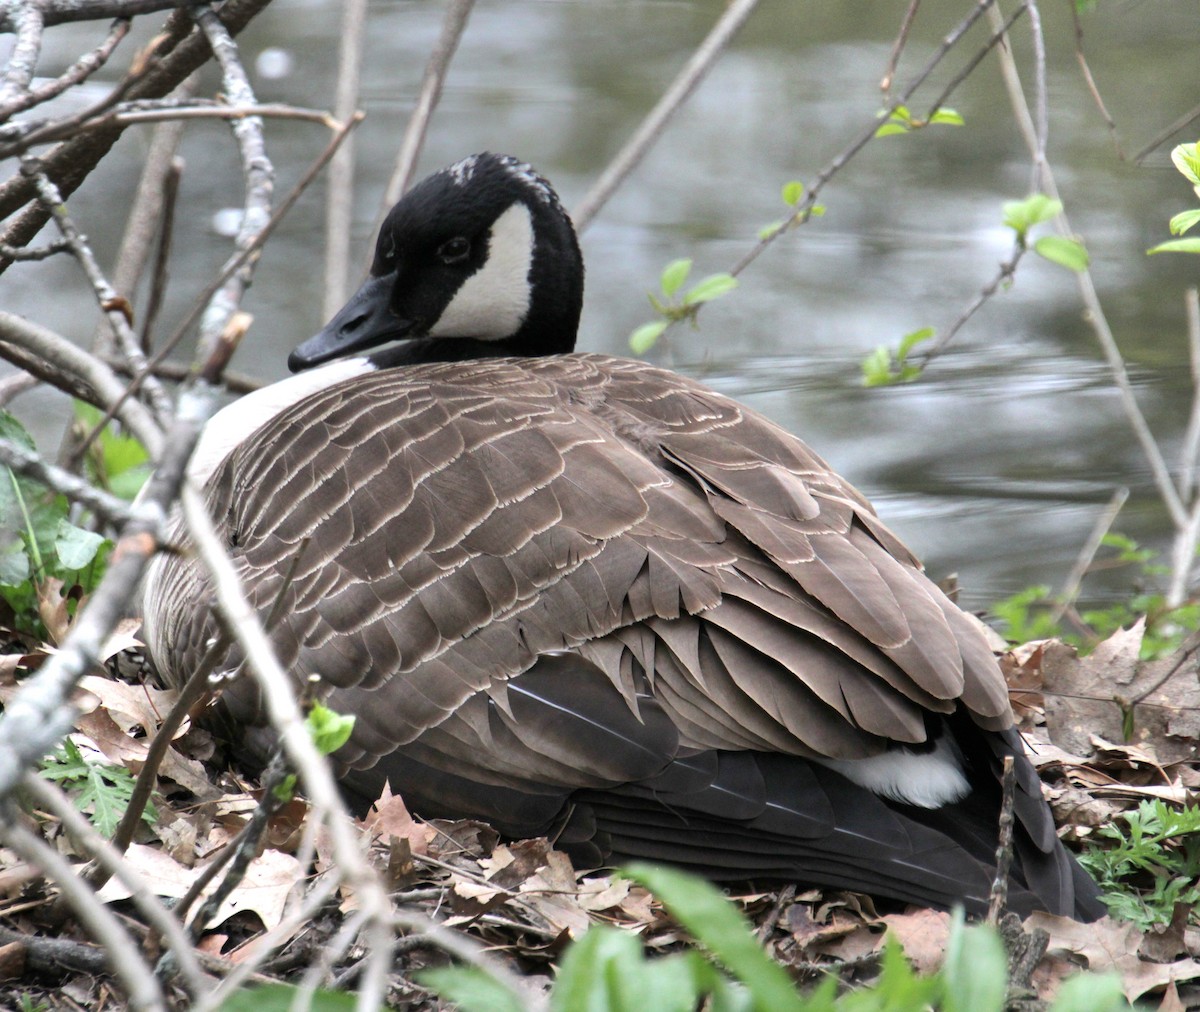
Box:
4, 0, 1200, 614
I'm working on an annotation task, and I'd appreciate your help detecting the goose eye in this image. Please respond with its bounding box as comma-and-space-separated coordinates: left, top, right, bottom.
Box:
437, 236, 471, 265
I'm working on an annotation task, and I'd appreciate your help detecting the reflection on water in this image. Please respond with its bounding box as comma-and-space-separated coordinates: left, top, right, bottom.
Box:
3, 0, 1199, 614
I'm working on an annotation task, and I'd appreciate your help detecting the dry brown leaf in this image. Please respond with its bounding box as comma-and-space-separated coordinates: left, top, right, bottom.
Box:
575, 875, 630, 912
75, 708, 149, 766
1140, 904, 1191, 963
362, 785, 435, 856
1155, 981, 1187, 1012
878, 909, 951, 974
77, 675, 181, 738
1002, 640, 1048, 724
1028, 912, 1200, 1001
618, 885, 657, 925
1043, 628, 1200, 764
97, 842, 302, 930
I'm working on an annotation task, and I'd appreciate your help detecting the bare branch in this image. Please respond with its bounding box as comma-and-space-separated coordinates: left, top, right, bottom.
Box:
0, 16, 130, 121
572, 0, 762, 232
0, 809, 167, 1010
880, 0, 920, 95
323, 0, 368, 315
985, 1, 1187, 532
377, 0, 475, 216
178, 483, 396, 1010
1051, 486, 1130, 625
24, 163, 173, 424
0, 436, 136, 529
21, 774, 210, 998
0, 0, 275, 273
0, 1, 46, 108
188, 4, 274, 362
0, 1, 181, 31
0, 311, 163, 455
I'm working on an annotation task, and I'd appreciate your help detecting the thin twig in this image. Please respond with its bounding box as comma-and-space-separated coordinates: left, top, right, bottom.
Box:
1178, 288, 1200, 502
24, 163, 173, 426
21, 774, 210, 998
0, 1, 45, 108
879, 0, 920, 95
0, 1, 181, 31
917, 243, 1025, 367
141, 156, 185, 354
377, 0, 476, 218
1132, 101, 1200, 167
986, 755, 1016, 925
1049, 486, 1129, 625
188, 4, 274, 366
572, 0, 763, 232
0, 436, 137, 529
323, 0, 368, 315
0, 16, 129, 121
724, 0, 1014, 284
1025, 0, 1047, 192
104, 79, 196, 358
0, 808, 167, 1010
1069, 2, 1122, 160
985, 2, 1187, 532
179, 483, 396, 1012
0, 311, 163, 456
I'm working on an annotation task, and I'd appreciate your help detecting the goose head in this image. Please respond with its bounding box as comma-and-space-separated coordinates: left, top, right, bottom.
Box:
289, 153, 584, 371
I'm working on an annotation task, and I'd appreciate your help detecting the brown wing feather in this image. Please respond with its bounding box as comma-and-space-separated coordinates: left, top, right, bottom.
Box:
149, 353, 1011, 766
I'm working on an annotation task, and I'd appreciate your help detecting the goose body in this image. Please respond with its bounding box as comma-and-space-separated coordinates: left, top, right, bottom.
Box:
142, 153, 1102, 919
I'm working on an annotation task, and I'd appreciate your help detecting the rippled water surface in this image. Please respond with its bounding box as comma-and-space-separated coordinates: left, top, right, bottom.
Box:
4, 0, 1200, 611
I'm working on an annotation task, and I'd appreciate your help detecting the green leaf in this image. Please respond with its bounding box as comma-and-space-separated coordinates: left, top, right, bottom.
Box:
1168, 208, 1200, 235
54, 519, 106, 572
1046, 971, 1128, 1012
305, 703, 355, 756
660, 258, 692, 298
874, 122, 909, 138
758, 221, 784, 241
940, 913, 1008, 1012
1034, 235, 1090, 272
781, 181, 803, 206
861, 346, 893, 387
929, 107, 965, 126
898, 326, 935, 358
682, 274, 738, 307
1002, 194, 1062, 237
217, 983, 359, 1011
622, 864, 803, 1012
417, 966, 524, 1012
552, 925, 650, 1012
1170, 141, 1200, 187
1148, 237, 1200, 255
630, 320, 669, 355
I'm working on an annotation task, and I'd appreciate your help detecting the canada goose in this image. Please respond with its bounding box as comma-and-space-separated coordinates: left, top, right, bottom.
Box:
142, 152, 1103, 920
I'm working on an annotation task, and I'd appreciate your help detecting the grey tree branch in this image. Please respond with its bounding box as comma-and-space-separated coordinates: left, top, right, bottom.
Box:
322, 0, 367, 315
0, 808, 167, 1010
25, 164, 173, 425
178, 484, 396, 1012
0, 311, 163, 456
377, 0, 475, 220
21, 774, 210, 998
571, 0, 762, 232
188, 4, 274, 364
0, 436, 136, 529
0, 0, 180, 31
0, 15, 129, 120
0, 1, 45, 108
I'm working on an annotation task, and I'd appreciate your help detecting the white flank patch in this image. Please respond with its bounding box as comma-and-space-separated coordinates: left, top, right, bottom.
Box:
815, 736, 970, 809
187, 356, 376, 486
429, 202, 533, 341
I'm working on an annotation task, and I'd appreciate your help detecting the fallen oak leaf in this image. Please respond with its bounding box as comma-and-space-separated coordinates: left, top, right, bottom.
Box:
1027, 912, 1200, 1002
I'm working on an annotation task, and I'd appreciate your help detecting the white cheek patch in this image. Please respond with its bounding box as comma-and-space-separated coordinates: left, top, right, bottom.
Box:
814, 736, 970, 809
187, 357, 376, 486
429, 202, 533, 341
